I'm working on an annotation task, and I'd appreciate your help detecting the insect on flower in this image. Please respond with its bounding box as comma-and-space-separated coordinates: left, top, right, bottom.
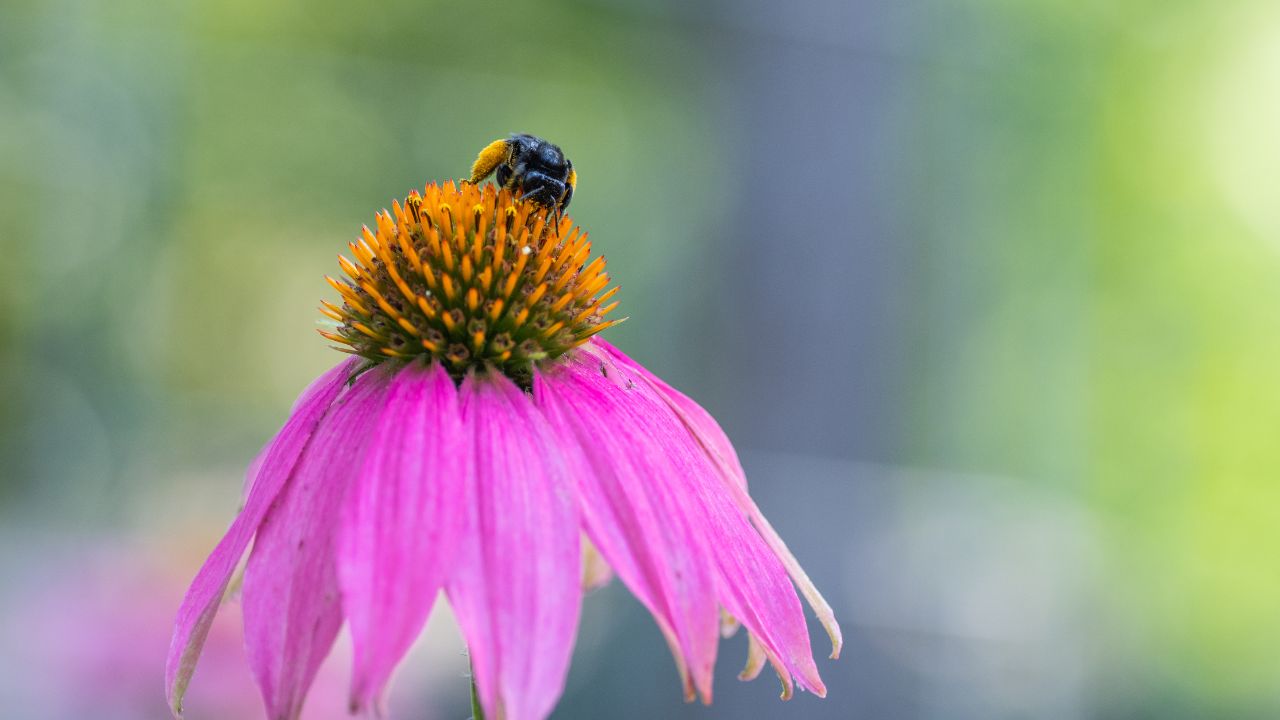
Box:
469, 133, 576, 214
167, 181, 840, 720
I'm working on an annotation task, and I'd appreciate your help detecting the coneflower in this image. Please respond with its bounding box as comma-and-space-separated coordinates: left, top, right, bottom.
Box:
167, 181, 841, 720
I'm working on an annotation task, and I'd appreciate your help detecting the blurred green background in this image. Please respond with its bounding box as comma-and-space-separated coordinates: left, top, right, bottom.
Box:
2, 0, 1279, 718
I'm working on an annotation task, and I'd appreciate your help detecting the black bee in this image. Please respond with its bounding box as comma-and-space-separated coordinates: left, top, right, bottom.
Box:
469, 133, 576, 213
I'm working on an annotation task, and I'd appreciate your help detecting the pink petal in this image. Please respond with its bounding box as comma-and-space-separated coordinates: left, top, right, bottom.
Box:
589, 339, 746, 491
166, 358, 357, 718
589, 339, 843, 660
446, 373, 582, 720
548, 351, 827, 697
242, 366, 392, 720
685, 450, 825, 698
536, 358, 721, 703
337, 361, 466, 713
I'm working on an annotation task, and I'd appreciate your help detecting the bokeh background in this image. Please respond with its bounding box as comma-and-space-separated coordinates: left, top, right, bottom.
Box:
2, 0, 1279, 717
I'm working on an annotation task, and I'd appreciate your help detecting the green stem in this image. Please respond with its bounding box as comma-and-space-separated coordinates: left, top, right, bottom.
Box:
470, 662, 485, 720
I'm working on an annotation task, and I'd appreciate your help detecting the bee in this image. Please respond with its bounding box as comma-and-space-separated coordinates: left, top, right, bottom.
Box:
469, 133, 576, 214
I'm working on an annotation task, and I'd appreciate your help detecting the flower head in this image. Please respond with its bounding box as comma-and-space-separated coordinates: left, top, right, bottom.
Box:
167, 183, 841, 720
319, 181, 620, 383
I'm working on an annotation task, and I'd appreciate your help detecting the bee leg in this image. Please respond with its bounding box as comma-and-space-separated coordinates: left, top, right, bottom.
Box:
516, 173, 566, 208
496, 164, 514, 189
469, 138, 511, 183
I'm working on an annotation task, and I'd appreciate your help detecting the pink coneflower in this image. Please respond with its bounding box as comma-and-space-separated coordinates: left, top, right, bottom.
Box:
167, 182, 841, 720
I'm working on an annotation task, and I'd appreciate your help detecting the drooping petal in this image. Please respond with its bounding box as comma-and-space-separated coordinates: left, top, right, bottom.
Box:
166, 358, 357, 718
589, 339, 746, 490
595, 350, 825, 695
711, 482, 843, 662
688, 463, 825, 698
447, 373, 582, 720
580, 535, 615, 592
536, 359, 721, 703
242, 367, 392, 720
589, 339, 843, 660
548, 351, 827, 697
337, 361, 466, 713
720, 609, 741, 639
739, 632, 767, 681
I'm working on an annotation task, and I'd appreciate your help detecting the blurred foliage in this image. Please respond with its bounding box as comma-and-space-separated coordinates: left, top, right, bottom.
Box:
902, 0, 1280, 714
